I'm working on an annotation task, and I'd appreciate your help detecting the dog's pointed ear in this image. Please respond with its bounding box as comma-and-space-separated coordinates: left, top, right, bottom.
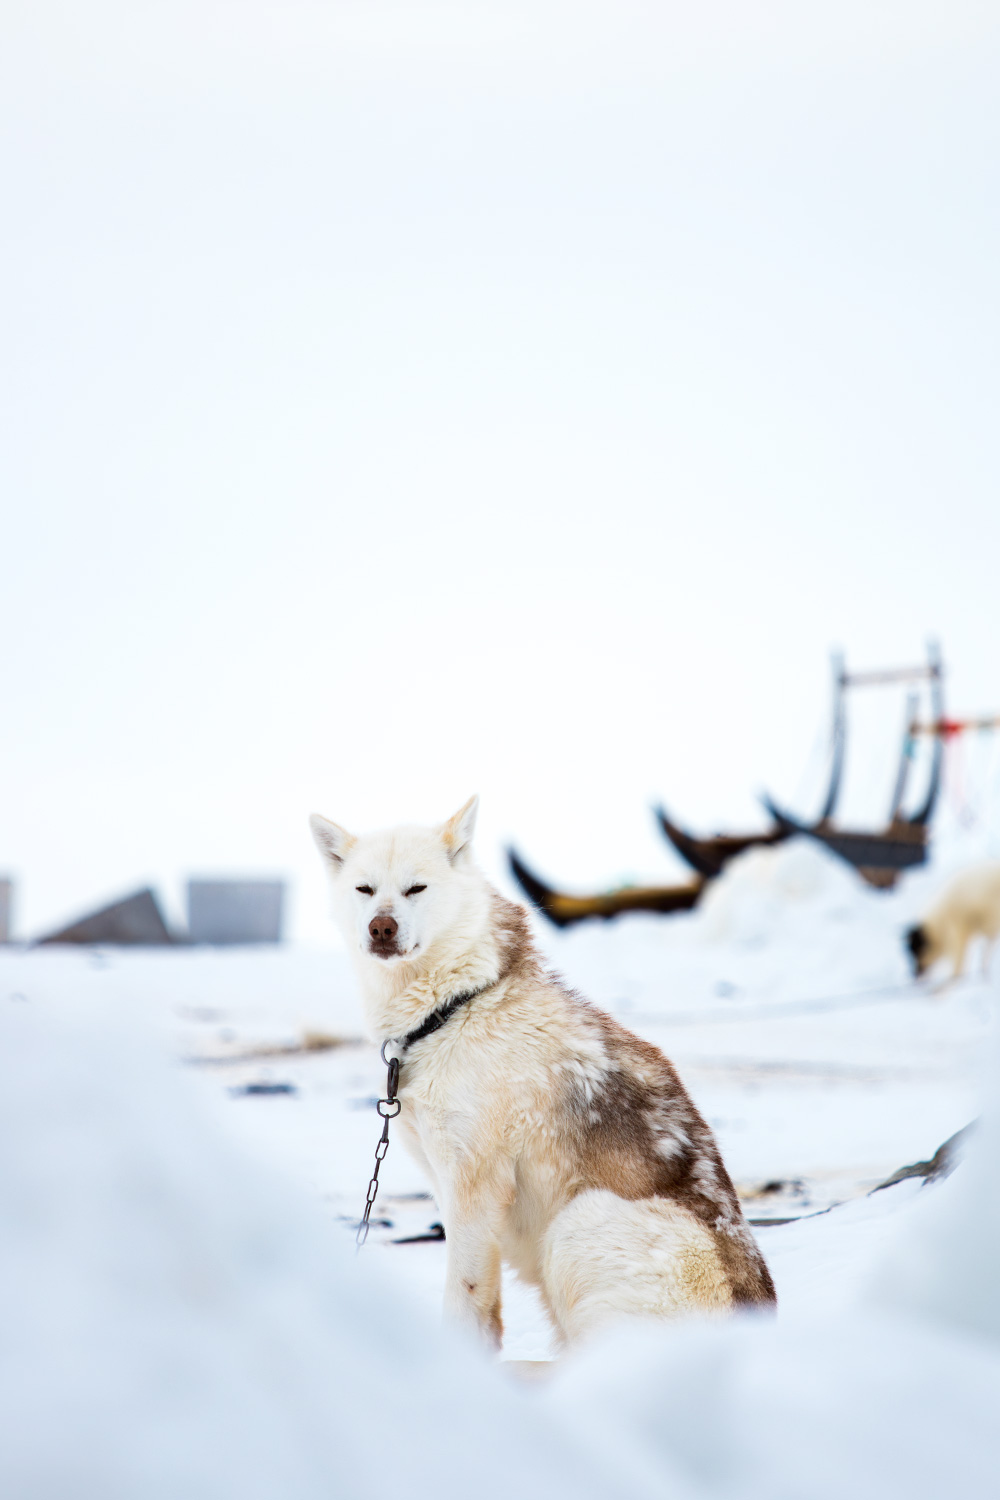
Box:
310, 813, 356, 868
439, 795, 479, 863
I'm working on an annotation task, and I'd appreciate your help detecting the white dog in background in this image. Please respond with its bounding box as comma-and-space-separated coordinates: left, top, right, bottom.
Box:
906, 862, 1000, 987
310, 796, 775, 1349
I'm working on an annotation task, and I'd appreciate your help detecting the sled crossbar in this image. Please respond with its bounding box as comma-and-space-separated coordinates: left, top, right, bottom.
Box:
841, 662, 942, 689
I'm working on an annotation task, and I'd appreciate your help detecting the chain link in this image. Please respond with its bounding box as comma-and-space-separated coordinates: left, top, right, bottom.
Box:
357, 1053, 401, 1246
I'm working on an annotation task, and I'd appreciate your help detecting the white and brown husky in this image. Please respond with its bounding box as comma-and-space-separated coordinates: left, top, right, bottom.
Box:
311, 796, 775, 1348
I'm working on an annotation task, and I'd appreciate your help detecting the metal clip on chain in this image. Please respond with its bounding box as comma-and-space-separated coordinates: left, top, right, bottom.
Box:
357, 1044, 401, 1246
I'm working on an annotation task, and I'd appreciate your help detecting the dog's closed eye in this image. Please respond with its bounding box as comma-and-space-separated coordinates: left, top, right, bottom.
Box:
356, 884, 375, 896
404, 884, 427, 897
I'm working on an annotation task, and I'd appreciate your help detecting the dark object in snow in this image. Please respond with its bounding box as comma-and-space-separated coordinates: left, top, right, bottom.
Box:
751, 1179, 808, 1199
742, 1179, 811, 1225
752, 1125, 976, 1228
393, 1222, 446, 1244
184, 1033, 352, 1067
186, 879, 285, 944
36, 888, 175, 946
507, 848, 704, 928
229, 1081, 298, 1097
750, 1211, 828, 1227
871, 1122, 975, 1193
0, 878, 11, 942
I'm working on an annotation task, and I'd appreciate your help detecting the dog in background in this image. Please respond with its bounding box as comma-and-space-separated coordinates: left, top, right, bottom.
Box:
310, 795, 776, 1349
906, 862, 1000, 987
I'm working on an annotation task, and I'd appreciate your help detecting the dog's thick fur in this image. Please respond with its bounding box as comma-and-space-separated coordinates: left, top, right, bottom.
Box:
311, 797, 776, 1347
906, 862, 1000, 986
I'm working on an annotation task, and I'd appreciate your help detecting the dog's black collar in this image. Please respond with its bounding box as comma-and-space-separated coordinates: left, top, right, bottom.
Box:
382, 982, 492, 1062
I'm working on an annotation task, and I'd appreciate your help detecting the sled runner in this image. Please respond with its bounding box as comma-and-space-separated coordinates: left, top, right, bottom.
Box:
653, 807, 787, 880
507, 848, 704, 928
760, 799, 931, 889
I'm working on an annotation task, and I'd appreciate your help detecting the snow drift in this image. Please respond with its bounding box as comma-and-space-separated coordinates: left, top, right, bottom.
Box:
0, 992, 602, 1500
2, 902, 999, 1498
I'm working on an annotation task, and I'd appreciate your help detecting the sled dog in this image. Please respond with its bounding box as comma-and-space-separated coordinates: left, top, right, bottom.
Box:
311, 797, 776, 1347
906, 862, 1000, 986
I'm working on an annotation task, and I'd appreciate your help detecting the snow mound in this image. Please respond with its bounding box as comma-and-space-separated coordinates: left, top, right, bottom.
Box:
4, 956, 999, 1498
546, 1308, 1000, 1499
0, 992, 599, 1500
533, 831, 920, 1012
698, 837, 869, 945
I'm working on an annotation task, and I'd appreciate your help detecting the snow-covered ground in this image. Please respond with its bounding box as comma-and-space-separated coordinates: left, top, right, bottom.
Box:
3, 838, 999, 1496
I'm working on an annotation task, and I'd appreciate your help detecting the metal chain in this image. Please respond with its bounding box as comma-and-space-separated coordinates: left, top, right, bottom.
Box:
356, 1049, 401, 1246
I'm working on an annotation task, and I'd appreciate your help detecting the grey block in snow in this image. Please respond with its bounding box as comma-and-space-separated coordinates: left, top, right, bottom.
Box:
37, 888, 174, 946
186, 880, 285, 945
0, 879, 11, 943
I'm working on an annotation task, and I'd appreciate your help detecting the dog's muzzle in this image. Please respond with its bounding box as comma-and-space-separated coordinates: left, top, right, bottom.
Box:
368, 911, 402, 959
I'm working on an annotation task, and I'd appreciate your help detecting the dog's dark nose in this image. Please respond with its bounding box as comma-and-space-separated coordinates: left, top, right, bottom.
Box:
369, 913, 398, 943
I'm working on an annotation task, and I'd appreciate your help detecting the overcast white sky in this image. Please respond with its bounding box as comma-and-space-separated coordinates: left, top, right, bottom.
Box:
2, 1, 999, 941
